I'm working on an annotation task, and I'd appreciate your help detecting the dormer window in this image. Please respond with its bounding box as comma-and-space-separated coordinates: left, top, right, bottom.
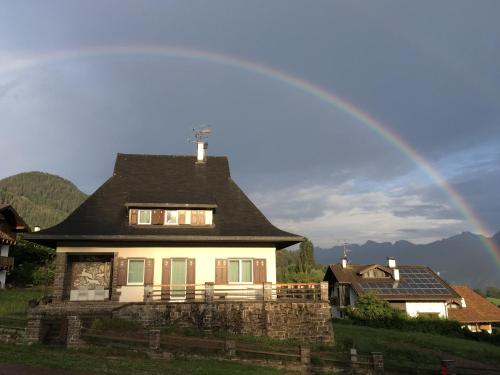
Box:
138, 209, 152, 225
165, 210, 178, 225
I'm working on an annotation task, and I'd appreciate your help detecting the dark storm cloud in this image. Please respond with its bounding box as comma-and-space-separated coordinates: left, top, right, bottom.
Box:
1, 0, 499, 242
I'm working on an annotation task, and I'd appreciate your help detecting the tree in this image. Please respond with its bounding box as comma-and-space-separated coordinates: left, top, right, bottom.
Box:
298, 238, 315, 274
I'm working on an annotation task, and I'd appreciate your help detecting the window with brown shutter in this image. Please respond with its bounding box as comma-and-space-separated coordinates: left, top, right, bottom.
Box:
178, 210, 186, 225
253, 259, 267, 284
215, 259, 228, 284
186, 258, 196, 300
191, 210, 206, 225
117, 257, 128, 286
161, 258, 171, 300
129, 209, 138, 225
152, 209, 164, 225
144, 258, 155, 285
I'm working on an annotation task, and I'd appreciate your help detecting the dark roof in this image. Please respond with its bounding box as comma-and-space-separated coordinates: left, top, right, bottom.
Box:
25, 154, 303, 249
0, 205, 30, 244
448, 286, 500, 324
325, 263, 460, 302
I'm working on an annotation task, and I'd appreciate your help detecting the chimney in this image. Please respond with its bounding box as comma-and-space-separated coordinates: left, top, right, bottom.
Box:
387, 257, 396, 269
393, 268, 400, 281
196, 141, 207, 163
341, 257, 348, 269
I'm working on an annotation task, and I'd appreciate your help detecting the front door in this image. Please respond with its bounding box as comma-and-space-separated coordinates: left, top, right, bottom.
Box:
171, 259, 187, 298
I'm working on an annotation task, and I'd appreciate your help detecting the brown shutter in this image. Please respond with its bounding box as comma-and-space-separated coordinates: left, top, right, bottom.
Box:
186, 258, 196, 300
144, 258, 155, 286
161, 258, 171, 300
199, 210, 205, 225
152, 209, 165, 225
179, 210, 186, 225
191, 210, 198, 225
130, 209, 138, 225
253, 259, 267, 284
117, 258, 128, 286
215, 259, 228, 285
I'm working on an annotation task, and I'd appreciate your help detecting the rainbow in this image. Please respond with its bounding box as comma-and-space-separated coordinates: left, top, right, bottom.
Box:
1, 45, 498, 266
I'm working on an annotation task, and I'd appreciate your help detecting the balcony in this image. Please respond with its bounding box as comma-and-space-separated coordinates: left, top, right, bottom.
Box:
0, 256, 14, 270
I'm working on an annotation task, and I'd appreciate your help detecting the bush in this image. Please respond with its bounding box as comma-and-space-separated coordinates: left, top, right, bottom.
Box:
32, 263, 55, 286
341, 293, 500, 345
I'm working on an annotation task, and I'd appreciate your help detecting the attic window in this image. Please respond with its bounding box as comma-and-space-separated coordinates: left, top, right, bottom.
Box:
138, 210, 152, 225
165, 210, 178, 225
362, 269, 389, 278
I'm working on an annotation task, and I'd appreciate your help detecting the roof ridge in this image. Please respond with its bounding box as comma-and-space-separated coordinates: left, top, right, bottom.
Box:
116, 153, 228, 159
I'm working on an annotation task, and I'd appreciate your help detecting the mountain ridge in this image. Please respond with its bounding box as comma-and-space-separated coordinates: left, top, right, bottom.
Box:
315, 231, 500, 289
0, 172, 88, 229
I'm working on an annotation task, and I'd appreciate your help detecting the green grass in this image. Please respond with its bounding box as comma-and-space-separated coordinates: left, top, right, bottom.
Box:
0, 288, 45, 318
487, 297, 500, 306
334, 323, 500, 371
0, 343, 297, 375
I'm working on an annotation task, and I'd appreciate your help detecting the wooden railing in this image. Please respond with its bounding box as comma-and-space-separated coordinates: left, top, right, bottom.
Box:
0, 256, 14, 270
142, 282, 329, 303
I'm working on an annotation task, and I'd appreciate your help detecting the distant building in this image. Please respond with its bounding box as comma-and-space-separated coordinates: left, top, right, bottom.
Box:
0, 205, 30, 288
323, 257, 461, 318
448, 285, 500, 334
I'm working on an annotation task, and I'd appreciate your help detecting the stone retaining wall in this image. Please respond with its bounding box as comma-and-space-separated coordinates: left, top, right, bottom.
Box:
114, 300, 333, 342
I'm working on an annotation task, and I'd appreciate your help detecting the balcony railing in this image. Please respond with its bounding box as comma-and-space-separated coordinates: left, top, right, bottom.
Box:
142, 282, 329, 303
0, 256, 14, 270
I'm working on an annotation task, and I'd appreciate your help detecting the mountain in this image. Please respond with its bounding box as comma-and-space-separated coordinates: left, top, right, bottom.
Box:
315, 232, 500, 290
0, 172, 87, 229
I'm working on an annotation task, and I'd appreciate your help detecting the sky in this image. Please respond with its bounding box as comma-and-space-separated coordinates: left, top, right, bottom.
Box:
1, 1, 499, 247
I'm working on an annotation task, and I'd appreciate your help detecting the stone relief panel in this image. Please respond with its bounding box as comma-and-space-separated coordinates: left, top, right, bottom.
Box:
70, 260, 111, 290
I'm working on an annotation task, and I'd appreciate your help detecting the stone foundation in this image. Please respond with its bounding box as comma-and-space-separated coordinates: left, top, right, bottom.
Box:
114, 300, 333, 342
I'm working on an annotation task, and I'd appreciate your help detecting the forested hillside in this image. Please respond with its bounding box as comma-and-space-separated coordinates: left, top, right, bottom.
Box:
0, 172, 87, 229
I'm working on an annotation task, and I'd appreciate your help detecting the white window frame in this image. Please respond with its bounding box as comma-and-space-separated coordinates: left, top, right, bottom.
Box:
164, 210, 179, 225
170, 258, 187, 299
127, 259, 145, 285
137, 209, 152, 225
228, 258, 253, 284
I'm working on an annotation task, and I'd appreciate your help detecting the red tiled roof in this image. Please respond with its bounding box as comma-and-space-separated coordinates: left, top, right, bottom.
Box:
448, 285, 500, 323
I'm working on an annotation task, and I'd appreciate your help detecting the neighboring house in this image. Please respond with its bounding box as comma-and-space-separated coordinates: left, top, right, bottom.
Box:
0, 204, 30, 288
324, 257, 461, 318
25, 144, 303, 302
448, 285, 500, 334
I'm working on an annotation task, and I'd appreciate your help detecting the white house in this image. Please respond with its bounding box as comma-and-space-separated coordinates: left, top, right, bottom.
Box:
323, 257, 461, 318
26, 143, 303, 302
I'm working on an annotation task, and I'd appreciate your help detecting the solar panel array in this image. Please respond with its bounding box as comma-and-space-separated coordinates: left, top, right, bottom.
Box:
359, 267, 451, 296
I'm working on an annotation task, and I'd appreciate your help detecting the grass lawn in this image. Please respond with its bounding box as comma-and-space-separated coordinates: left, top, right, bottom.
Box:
0, 343, 297, 375
334, 323, 500, 371
0, 288, 46, 317
487, 297, 500, 306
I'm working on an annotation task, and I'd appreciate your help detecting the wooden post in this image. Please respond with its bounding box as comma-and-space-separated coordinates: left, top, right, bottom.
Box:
350, 347, 358, 363
149, 329, 160, 352
441, 360, 456, 375
224, 339, 236, 358
205, 282, 214, 303
143, 285, 153, 303
66, 315, 83, 349
300, 345, 311, 365
320, 281, 329, 301
263, 282, 273, 301
371, 352, 384, 373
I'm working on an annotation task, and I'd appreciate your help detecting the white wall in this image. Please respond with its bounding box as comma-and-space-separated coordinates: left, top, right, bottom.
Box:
405, 301, 448, 318
58, 245, 277, 302
0, 245, 9, 288
0, 245, 9, 257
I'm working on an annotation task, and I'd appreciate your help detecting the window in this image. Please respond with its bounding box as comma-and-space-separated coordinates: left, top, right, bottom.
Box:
190, 210, 205, 225
127, 259, 145, 285
138, 209, 152, 225
165, 210, 178, 225
228, 259, 252, 283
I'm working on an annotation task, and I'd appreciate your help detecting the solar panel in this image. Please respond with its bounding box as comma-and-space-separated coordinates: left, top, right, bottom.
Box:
358, 267, 451, 296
